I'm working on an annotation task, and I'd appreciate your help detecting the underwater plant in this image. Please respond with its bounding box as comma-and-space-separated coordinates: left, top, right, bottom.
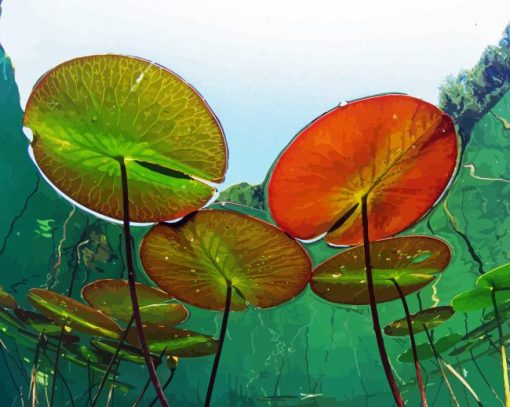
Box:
267, 94, 458, 406
23, 54, 228, 405
452, 263, 510, 406
139, 208, 312, 405
311, 235, 451, 406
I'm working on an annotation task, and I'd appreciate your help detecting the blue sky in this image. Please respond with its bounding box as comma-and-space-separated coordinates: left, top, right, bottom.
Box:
1, 0, 509, 188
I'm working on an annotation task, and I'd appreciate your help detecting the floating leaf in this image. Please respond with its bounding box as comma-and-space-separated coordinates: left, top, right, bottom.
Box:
140, 210, 311, 311
398, 333, 462, 363
477, 263, 510, 290
14, 308, 79, 343
28, 288, 122, 338
311, 236, 450, 305
126, 325, 218, 357
0, 287, 17, 309
24, 54, 227, 222
82, 279, 189, 325
384, 306, 455, 336
0, 307, 24, 330
91, 338, 148, 364
451, 287, 510, 312
268, 94, 457, 245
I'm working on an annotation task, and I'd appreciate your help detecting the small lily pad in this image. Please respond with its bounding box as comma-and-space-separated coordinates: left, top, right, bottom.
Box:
64, 343, 110, 366
140, 209, 312, 311
82, 279, 189, 325
0, 287, 17, 309
398, 333, 462, 363
14, 308, 79, 343
451, 287, 510, 312
91, 338, 150, 365
0, 307, 25, 330
126, 325, 218, 357
311, 236, 450, 305
450, 335, 489, 357
477, 263, 510, 290
384, 306, 455, 336
28, 288, 122, 339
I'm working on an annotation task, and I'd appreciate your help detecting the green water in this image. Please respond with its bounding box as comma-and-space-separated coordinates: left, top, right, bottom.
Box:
1, 21, 510, 407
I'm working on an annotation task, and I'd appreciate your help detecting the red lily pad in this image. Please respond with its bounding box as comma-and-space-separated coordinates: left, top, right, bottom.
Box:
268, 94, 457, 246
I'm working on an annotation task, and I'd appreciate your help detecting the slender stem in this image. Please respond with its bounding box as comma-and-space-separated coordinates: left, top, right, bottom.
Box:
442, 358, 482, 406
50, 326, 65, 406
40, 348, 75, 407
360, 195, 404, 406
424, 326, 459, 407
391, 279, 427, 407
91, 315, 134, 406
0, 340, 22, 400
205, 280, 233, 406
119, 160, 168, 407
491, 288, 510, 407
149, 368, 177, 407
133, 350, 167, 407
469, 349, 504, 405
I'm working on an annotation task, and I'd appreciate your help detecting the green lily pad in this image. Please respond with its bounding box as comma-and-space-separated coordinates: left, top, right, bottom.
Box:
398, 333, 463, 363
384, 306, 455, 336
24, 54, 227, 222
0, 287, 17, 309
477, 263, 510, 290
140, 209, 312, 311
14, 308, 79, 343
82, 279, 189, 325
91, 338, 151, 365
126, 325, 218, 357
451, 286, 510, 312
64, 343, 110, 366
449, 335, 489, 357
311, 236, 450, 305
0, 307, 25, 330
28, 288, 122, 339
483, 300, 510, 322
463, 319, 501, 341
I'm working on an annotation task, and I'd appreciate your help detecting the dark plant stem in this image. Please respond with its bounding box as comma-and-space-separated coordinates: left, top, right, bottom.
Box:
91, 315, 135, 406
490, 287, 510, 406
424, 326, 459, 407
417, 292, 424, 312
133, 349, 167, 407
40, 347, 75, 407
0, 340, 22, 400
360, 195, 404, 407
149, 367, 177, 407
50, 326, 65, 406
469, 349, 503, 406
119, 160, 168, 407
205, 280, 233, 406
391, 279, 427, 407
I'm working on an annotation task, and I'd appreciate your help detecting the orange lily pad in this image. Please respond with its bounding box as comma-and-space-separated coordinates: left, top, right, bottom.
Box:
28, 288, 122, 339
23, 54, 227, 222
140, 210, 312, 311
82, 279, 189, 325
268, 94, 457, 246
0, 287, 17, 309
310, 236, 450, 305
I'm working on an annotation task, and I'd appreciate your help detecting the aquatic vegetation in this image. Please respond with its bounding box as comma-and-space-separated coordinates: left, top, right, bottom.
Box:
452, 262, 510, 406
268, 94, 458, 406
140, 209, 312, 405
23, 53, 228, 406
82, 279, 189, 326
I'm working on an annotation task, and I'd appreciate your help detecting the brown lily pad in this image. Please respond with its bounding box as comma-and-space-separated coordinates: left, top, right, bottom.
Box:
311, 236, 450, 305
